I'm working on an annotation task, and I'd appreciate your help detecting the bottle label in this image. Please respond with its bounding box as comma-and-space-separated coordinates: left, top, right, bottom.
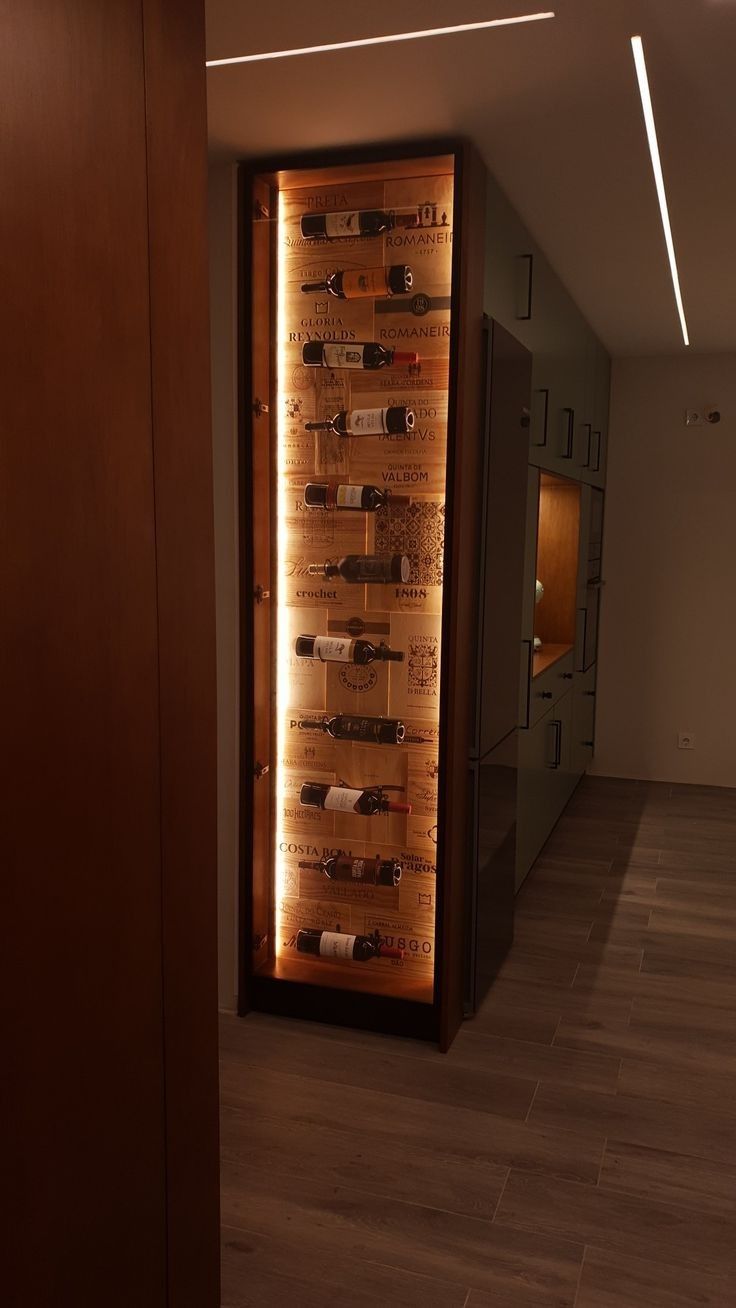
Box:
319, 931, 357, 960
347, 408, 388, 436
335, 485, 364, 509
340, 268, 388, 298
323, 786, 364, 813
353, 559, 392, 582
323, 212, 361, 239
312, 636, 355, 663
321, 343, 366, 369
351, 860, 366, 879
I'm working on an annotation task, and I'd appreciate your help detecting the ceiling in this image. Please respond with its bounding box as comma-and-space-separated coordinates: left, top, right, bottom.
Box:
205, 0, 736, 356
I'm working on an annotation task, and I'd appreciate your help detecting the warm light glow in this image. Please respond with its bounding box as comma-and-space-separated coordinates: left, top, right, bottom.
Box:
274, 198, 289, 959
631, 35, 690, 346
206, 12, 555, 66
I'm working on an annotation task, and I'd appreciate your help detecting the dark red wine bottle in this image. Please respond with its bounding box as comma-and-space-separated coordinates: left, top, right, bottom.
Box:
294, 635, 404, 664
299, 783, 411, 816
299, 209, 417, 240
305, 406, 415, 437
307, 554, 410, 584
301, 265, 412, 299
302, 342, 418, 371
295, 928, 404, 961
304, 483, 409, 512
297, 714, 406, 745
298, 855, 402, 886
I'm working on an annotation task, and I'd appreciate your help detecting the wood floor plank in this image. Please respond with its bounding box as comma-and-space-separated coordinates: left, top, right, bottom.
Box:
220, 1104, 509, 1221
451, 1029, 622, 1093
473, 976, 634, 1025
494, 1169, 736, 1277
600, 1139, 736, 1216
220, 1062, 606, 1185
617, 1057, 736, 1113
221, 1159, 584, 1308
641, 948, 736, 985
220, 1014, 538, 1120
573, 960, 736, 1011
648, 906, 736, 939
220, 1224, 470, 1308
574, 1246, 733, 1308
528, 1082, 736, 1166
555, 1012, 736, 1075
463, 1002, 560, 1046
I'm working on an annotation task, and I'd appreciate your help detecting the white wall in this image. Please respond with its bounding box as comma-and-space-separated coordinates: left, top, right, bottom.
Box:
208, 162, 239, 1011
592, 353, 736, 788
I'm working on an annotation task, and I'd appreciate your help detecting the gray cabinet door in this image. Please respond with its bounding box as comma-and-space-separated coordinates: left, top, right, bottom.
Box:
572, 663, 598, 775
516, 690, 574, 889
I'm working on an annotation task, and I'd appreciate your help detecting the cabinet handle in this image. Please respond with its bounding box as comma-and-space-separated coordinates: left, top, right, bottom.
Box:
547, 719, 562, 768
582, 423, 592, 468
588, 579, 606, 590
515, 253, 534, 320
562, 671, 573, 679
583, 740, 594, 748
576, 607, 588, 672
531, 388, 549, 447
522, 639, 533, 729
591, 430, 602, 472
539, 690, 553, 699
561, 407, 575, 459
584, 689, 596, 697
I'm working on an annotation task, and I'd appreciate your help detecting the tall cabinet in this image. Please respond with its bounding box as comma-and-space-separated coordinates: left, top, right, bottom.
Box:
484, 175, 610, 887
239, 140, 515, 1051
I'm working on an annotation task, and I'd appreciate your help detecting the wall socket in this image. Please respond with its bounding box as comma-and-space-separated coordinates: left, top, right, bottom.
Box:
678, 731, 696, 750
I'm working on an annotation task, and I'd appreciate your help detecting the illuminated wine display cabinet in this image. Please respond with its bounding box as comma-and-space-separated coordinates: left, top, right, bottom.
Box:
240, 142, 489, 1046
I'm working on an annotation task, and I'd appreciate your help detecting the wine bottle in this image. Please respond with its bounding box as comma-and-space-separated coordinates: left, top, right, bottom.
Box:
301, 342, 418, 371
296, 927, 404, 961
298, 855, 402, 886
299, 783, 411, 816
304, 483, 409, 512
305, 406, 415, 437
294, 635, 404, 665
301, 265, 413, 299
297, 714, 406, 745
307, 554, 410, 584
299, 209, 417, 240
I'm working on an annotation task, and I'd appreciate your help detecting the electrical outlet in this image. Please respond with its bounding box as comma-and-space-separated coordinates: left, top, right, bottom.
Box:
678, 731, 695, 750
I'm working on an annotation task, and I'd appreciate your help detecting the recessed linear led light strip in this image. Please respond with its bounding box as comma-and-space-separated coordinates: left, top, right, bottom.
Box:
630, 35, 690, 346
206, 12, 555, 66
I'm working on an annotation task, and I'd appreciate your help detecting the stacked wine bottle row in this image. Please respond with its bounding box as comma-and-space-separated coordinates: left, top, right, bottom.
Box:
288, 210, 433, 968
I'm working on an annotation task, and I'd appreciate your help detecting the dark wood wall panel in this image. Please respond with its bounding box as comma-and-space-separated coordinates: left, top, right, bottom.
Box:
142, 1, 221, 1303
2, 2, 219, 1305
1, 2, 166, 1304
438, 144, 488, 1050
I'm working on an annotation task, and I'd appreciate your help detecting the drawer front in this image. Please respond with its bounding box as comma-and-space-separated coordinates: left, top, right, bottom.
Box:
529, 648, 575, 726
516, 690, 574, 888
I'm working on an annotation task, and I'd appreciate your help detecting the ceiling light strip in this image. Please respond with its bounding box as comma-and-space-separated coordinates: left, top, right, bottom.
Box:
631, 35, 690, 346
206, 12, 555, 67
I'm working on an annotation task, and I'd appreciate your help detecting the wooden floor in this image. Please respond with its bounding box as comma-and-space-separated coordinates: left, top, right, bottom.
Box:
220, 776, 736, 1307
